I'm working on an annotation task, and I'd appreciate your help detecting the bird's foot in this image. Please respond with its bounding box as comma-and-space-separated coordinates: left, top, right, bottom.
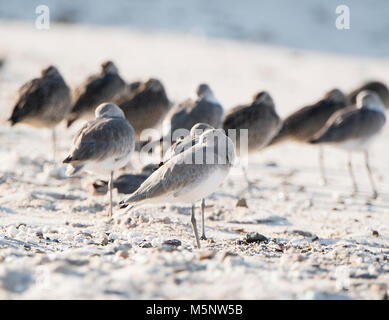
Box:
200, 235, 207, 241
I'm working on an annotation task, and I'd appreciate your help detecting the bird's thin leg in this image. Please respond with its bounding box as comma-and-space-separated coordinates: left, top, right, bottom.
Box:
347, 152, 358, 195
200, 198, 207, 240
364, 150, 378, 199
52, 127, 56, 162
108, 171, 114, 216
241, 165, 254, 191
191, 203, 201, 249
318, 146, 327, 185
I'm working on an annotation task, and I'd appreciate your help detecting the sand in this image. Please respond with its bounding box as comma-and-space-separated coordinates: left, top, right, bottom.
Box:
0, 15, 389, 299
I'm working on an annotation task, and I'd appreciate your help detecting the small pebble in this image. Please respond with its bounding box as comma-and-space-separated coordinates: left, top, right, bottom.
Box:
101, 237, 109, 246
163, 239, 182, 247
116, 250, 129, 259
372, 230, 379, 237
245, 232, 268, 243
139, 242, 152, 248
163, 216, 171, 224
235, 198, 248, 208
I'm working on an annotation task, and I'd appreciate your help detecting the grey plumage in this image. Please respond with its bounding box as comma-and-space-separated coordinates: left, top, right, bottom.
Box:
112, 81, 142, 106
9, 65, 71, 128
120, 129, 235, 248
119, 78, 170, 140
64, 103, 135, 216
67, 61, 126, 127
223, 91, 281, 153
93, 173, 149, 196
268, 89, 349, 146
161, 123, 214, 240
163, 123, 214, 162
8, 65, 71, 159
310, 91, 386, 198
348, 81, 389, 109
162, 84, 224, 141
266, 88, 350, 185
92, 163, 158, 195
311, 92, 386, 146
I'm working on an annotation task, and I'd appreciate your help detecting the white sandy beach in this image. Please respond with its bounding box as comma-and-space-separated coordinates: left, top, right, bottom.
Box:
0, 1, 389, 299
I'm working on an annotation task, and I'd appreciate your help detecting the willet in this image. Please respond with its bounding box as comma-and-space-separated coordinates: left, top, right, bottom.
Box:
310, 91, 386, 198
348, 81, 389, 109
223, 91, 281, 188
119, 129, 235, 248
162, 123, 214, 240
8, 65, 72, 160
92, 163, 158, 196
66, 61, 126, 127
63, 103, 135, 216
163, 123, 214, 162
267, 89, 349, 184
158, 84, 224, 149
119, 78, 170, 140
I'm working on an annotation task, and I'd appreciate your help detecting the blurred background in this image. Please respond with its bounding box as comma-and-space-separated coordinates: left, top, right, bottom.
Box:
0, 0, 388, 157
1, 0, 388, 56
0, 0, 389, 57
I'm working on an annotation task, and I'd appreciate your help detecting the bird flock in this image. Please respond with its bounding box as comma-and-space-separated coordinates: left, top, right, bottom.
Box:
7, 60, 389, 248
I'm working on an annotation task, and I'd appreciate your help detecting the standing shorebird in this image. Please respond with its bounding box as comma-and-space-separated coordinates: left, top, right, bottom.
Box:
8, 65, 72, 160
66, 61, 126, 127
310, 91, 386, 198
222, 91, 281, 187
267, 89, 349, 184
348, 81, 389, 109
63, 103, 135, 216
119, 78, 170, 140
119, 129, 235, 248
160, 84, 224, 145
162, 123, 214, 240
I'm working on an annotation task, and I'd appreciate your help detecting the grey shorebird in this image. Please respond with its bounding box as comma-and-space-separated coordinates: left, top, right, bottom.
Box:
92, 163, 158, 196
67, 61, 126, 127
348, 81, 389, 109
119, 129, 235, 248
8, 65, 72, 160
158, 84, 224, 150
119, 78, 170, 140
63, 103, 135, 216
161, 123, 214, 240
310, 91, 386, 198
223, 91, 282, 187
267, 89, 349, 184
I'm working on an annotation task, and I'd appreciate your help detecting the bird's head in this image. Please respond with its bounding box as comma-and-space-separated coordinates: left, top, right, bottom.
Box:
95, 103, 125, 119
41, 65, 60, 77
101, 60, 118, 74
357, 90, 385, 113
252, 91, 274, 106
145, 78, 164, 93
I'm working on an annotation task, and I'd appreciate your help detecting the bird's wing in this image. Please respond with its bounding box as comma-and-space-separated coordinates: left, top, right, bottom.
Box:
71, 74, 125, 113
123, 144, 211, 203
223, 104, 258, 129
68, 118, 133, 162
10, 78, 48, 120
313, 109, 385, 143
